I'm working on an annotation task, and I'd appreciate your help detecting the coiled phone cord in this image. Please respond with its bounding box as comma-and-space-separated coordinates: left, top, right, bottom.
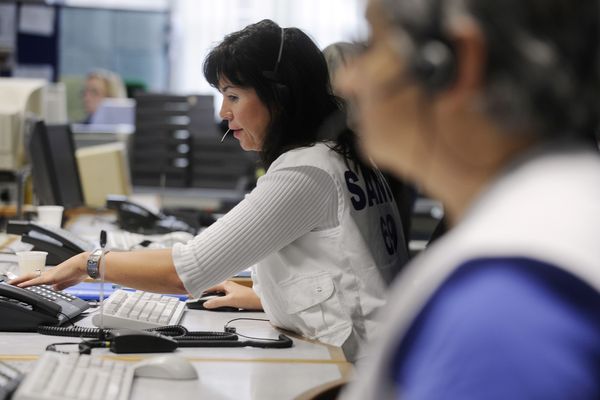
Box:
37, 324, 237, 341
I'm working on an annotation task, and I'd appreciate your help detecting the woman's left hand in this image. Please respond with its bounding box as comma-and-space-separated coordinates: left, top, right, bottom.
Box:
8, 252, 89, 291
202, 280, 263, 311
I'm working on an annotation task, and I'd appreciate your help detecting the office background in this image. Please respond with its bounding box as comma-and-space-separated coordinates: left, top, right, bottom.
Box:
1, 0, 368, 120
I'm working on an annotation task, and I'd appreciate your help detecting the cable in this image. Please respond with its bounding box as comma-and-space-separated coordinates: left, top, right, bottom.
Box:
150, 325, 237, 341
223, 317, 293, 343
38, 325, 112, 338
37, 324, 236, 341
46, 338, 110, 355
38, 319, 293, 350
224, 317, 270, 331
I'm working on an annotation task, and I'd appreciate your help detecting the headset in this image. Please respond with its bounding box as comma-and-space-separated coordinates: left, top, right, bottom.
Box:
410, 38, 456, 93
262, 27, 285, 82
262, 26, 291, 105
391, 0, 457, 93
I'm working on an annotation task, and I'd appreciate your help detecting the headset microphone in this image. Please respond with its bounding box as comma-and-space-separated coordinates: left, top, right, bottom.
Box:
220, 128, 231, 143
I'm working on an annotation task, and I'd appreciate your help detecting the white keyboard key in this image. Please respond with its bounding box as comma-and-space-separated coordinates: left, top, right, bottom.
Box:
91, 370, 110, 400
64, 368, 85, 398
47, 362, 74, 394
150, 303, 166, 322
130, 302, 145, 318
77, 369, 96, 399
140, 292, 152, 301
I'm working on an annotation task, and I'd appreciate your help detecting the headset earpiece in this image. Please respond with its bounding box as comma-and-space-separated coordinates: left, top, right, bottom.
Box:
271, 82, 290, 106
411, 39, 456, 93
400, 0, 457, 93
262, 70, 281, 82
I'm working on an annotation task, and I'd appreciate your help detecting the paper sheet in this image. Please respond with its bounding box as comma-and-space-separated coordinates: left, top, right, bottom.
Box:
18, 4, 55, 37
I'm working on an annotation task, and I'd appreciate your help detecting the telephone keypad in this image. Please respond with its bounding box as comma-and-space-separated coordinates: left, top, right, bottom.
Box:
26, 285, 77, 303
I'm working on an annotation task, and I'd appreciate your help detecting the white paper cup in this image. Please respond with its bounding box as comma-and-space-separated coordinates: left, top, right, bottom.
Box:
15, 251, 48, 276
37, 205, 64, 228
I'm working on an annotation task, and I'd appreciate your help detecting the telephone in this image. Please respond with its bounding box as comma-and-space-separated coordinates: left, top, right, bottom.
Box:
106, 195, 196, 235
6, 221, 95, 266
0, 282, 90, 331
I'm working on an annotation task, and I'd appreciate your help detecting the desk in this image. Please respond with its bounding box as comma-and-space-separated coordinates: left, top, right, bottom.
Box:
0, 307, 351, 399
1, 215, 351, 398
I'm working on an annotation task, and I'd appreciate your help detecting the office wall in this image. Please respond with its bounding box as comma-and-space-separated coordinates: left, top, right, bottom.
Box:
169, 0, 368, 108
59, 7, 169, 92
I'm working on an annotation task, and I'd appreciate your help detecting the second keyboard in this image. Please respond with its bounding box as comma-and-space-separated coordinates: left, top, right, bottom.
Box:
92, 290, 186, 329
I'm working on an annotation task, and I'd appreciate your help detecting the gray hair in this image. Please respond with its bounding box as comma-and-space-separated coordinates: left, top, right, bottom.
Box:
380, 0, 600, 140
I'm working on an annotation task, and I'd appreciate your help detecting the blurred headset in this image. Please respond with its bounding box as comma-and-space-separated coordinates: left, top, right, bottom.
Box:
262, 27, 291, 105
389, 0, 457, 94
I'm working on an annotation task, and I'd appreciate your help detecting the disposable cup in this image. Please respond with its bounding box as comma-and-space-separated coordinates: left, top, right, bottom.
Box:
37, 205, 64, 228
15, 251, 48, 276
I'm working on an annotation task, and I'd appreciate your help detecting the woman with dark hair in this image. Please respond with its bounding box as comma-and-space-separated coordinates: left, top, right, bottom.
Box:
12, 19, 408, 361
338, 0, 600, 397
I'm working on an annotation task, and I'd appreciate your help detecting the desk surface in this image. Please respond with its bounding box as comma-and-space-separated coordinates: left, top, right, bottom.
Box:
1, 215, 351, 399
0, 307, 351, 400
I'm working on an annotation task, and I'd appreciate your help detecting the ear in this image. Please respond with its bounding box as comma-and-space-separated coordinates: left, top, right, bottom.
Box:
437, 17, 486, 110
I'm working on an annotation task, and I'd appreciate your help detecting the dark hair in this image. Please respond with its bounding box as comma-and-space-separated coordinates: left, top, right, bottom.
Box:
381, 0, 600, 140
204, 19, 343, 167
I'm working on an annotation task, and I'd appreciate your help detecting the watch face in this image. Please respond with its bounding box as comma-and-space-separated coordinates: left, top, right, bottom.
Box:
87, 250, 103, 278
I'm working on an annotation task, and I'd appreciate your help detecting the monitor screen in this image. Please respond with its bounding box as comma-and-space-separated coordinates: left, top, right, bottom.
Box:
89, 98, 135, 126
28, 120, 84, 209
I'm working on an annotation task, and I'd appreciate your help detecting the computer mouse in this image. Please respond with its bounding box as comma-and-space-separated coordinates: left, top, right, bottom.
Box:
185, 292, 239, 312
134, 354, 198, 380
197, 210, 216, 227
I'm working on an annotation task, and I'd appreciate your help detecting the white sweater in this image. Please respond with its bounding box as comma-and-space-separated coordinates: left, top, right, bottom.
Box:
173, 143, 407, 359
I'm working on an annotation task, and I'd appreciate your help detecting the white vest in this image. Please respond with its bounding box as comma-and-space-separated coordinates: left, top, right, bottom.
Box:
343, 144, 600, 399
253, 143, 408, 361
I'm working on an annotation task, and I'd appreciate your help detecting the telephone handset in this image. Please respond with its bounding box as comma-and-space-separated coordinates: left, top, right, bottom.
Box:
6, 220, 95, 265
0, 283, 89, 331
106, 195, 196, 235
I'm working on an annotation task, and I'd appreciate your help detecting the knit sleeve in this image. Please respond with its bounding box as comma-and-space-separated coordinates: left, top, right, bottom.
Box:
172, 165, 339, 296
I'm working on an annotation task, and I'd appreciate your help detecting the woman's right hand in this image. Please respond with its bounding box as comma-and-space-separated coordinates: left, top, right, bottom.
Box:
202, 280, 263, 311
8, 252, 90, 291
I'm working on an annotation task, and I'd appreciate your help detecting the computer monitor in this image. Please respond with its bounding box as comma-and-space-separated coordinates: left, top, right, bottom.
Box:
43, 83, 68, 125
75, 142, 132, 208
27, 120, 85, 209
0, 111, 22, 171
0, 78, 46, 172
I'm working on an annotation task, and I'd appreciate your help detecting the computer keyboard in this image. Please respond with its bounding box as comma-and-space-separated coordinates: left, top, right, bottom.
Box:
0, 360, 24, 400
13, 351, 135, 400
106, 230, 194, 251
105, 230, 147, 250
92, 289, 186, 329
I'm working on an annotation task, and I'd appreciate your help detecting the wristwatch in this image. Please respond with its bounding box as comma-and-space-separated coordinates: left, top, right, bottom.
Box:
86, 248, 110, 279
